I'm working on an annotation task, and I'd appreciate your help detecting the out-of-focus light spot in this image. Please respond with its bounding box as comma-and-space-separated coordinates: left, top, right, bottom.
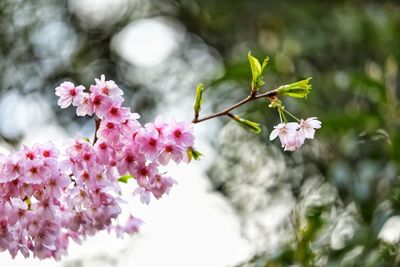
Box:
0, 91, 53, 140
334, 71, 350, 90
112, 18, 184, 67
282, 36, 302, 57
31, 20, 77, 69
258, 30, 279, 52
275, 53, 294, 74
365, 61, 382, 81
379, 216, 400, 243
68, 0, 130, 29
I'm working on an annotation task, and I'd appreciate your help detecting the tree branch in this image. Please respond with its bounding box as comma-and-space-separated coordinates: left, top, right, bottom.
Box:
93, 118, 101, 144
192, 88, 279, 124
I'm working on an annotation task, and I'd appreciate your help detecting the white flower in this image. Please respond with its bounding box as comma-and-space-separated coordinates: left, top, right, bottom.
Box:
269, 122, 299, 147
298, 117, 322, 143
283, 132, 303, 151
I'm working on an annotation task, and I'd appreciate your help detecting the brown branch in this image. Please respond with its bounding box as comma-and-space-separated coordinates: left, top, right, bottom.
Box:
192, 88, 279, 124
93, 118, 101, 145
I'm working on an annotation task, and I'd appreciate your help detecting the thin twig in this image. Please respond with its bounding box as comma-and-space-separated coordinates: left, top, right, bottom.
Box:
93, 118, 101, 144
192, 88, 279, 124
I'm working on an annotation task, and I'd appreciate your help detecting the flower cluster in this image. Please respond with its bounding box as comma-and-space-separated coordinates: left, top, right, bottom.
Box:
0, 75, 195, 259
269, 117, 321, 151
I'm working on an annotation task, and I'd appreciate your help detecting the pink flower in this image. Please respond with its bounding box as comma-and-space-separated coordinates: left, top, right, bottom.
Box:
297, 117, 322, 142
7, 198, 33, 226
167, 121, 194, 147
269, 122, 299, 147
0, 75, 197, 259
117, 147, 145, 176
133, 187, 151, 205
1, 152, 24, 183
120, 113, 141, 135
89, 93, 112, 118
133, 163, 158, 192
65, 138, 86, 158
73, 92, 93, 116
149, 175, 177, 199
158, 143, 183, 165
94, 140, 112, 165
104, 105, 131, 123
22, 145, 38, 161
283, 132, 303, 151
55, 82, 85, 108
153, 116, 167, 137
92, 75, 123, 98
0, 220, 13, 251
23, 160, 50, 184
97, 120, 122, 144
136, 124, 161, 159
117, 215, 143, 236
38, 142, 59, 159
45, 174, 70, 198
80, 147, 97, 171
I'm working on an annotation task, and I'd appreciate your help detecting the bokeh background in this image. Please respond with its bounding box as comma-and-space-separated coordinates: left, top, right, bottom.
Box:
0, 0, 400, 266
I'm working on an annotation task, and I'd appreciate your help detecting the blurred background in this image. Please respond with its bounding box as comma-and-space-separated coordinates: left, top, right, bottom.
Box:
0, 0, 399, 266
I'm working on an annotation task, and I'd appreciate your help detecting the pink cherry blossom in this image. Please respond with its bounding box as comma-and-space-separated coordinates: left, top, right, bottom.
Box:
120, 113, 141, 135
283, 132, 303, 151
91, 75, 123, 98
24, 160, 50, 185
298, 117, 322, 142
1, 153, 24, 183
89, 93, 112, 117
55, 82, 84, 109
104, 105, 131, 123
133, 187, 151, 205
149, 175, 177, 199
269, 122, 299, 147
0, 75, 197, 260
73, 92, 93, 116
97, 120, 122, 144
136, 123, 162, 159
116, 215, 143, 237
117, 147, 145, 176
167, 120, 194, 147
158, 143, 183, 165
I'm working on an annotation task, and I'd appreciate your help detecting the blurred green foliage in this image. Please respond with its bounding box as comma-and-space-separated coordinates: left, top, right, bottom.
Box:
177, 0, 400, 266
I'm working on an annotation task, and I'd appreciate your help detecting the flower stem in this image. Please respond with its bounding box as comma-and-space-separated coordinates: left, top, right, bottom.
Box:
279, 110, 283, 123
283, 109, 301, 122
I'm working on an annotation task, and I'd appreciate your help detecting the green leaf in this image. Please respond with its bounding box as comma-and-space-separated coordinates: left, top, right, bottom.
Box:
261, 57, 269, 73
187, 147, 203, 162
278, 77, 312, 98
248, 52, 269, 90
118, 174, 134, 183
231, 115, 262, 134
82, 137, 90, 142
193, 83, 204, 117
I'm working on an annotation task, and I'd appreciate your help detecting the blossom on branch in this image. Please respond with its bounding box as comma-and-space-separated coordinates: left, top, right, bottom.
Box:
269, 118, 321, 151
0, 75, 196, 260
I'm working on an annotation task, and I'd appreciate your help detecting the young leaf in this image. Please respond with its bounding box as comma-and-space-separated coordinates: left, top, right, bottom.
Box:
248, 52, 269, 91
118, 174, 134, 183
231, 115, 262, 134
248, 51, 262, 80
261, 57, 269, 73
193, 83, 204, 118
187, 147, 203, 162
278, 78, 312, 98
